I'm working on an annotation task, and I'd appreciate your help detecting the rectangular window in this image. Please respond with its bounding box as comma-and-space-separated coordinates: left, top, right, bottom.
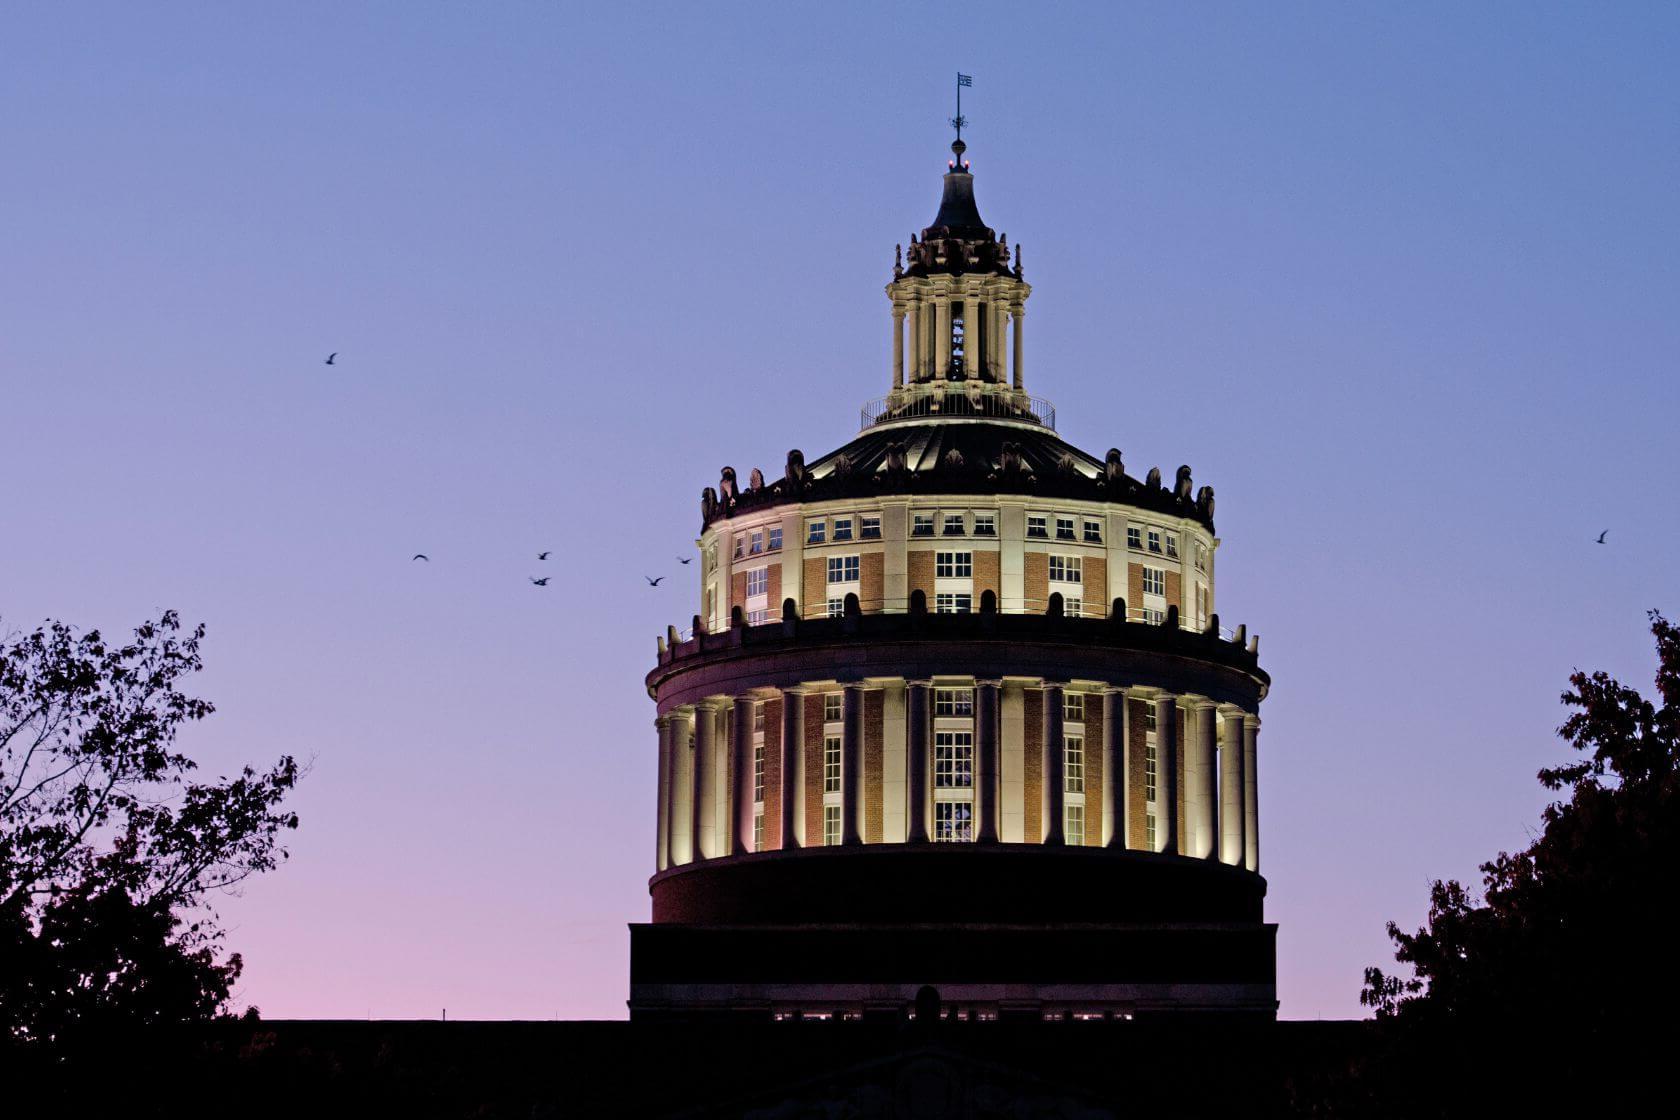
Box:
1145, 740, 1158, 801
1048, 555, 1082, 584
1083, 520, 1103, 543
1063, 692, 1085, 722
749, 531, 764, 555
934, 730, 974, 788
935, 551, 972, 578
942, 513, 965, 536
1065, 735, 1084, 793
861, 516, 881, 539
1145, 811, 1157, 851
1142, 567, 1166, 596
747, 608, 770, 625
824, 735, 842, 793
1147, 529, 1162, 553
1165, 533, 1178, 559
827, 598, 844, 618
935, 592, 973, 614
973, 512, 997, 536
827, 555, 860, 583
807, 521, 826, 545
1143, 607, 1165, 625
1063, 596, 1082, 618
934, 801, 973, 843
833, 518, 853, 542
746, 568, 768, 597
824, 693, 843, 722
912, 512, 935, 537
1127, 526, 1142, 550
823, 804, 842, 846
1145, 706, 1158, 732
754, 704, 766, 732
753, 741, 765, 802
733, 535, 745, 559
934, 688, 974, 716
1056, 516, 1076, 541
1196, 543, 1208, 572
1066, 804, 1085, 846
1027, 515, 1048, 539
754, 812, 764, 852
768, 526, 783, 552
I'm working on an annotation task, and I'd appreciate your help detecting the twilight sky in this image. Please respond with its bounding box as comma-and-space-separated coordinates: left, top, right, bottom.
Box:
3, 2, 1676, 1020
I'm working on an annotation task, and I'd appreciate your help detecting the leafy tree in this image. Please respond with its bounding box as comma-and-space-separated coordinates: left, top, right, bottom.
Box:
0, 611, 298, 1050
1356, 611, 1678, 1114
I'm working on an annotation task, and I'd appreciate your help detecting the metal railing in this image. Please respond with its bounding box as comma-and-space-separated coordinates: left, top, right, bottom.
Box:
860, 390, 1055, 431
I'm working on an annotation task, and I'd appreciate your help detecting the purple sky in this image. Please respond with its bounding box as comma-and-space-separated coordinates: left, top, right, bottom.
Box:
3, 3, 1676, 1020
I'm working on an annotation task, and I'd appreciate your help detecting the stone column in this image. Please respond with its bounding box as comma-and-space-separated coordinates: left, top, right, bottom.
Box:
692, 701, 716, 860
732, 696, 755, 856
1192, 700, 1219, 860
1042, 681, 1066, 845
1219, 708, 1245, 866
936, 293, 952, 377
1102, 689, 1125, 848
655, 714, 673, 871
906, 680, 931, 842
780, 687, 803, 849
1010, 307, 1025, 391
891, 307, 905, 390
1155, 693, 1179, 855
670, 709, 694, 865
976, 679, 1002, 843
1244, 715, 1260, 872
842, 684, 864, 846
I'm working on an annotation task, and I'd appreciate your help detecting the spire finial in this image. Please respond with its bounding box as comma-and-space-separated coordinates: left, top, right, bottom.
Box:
950, 72, 972, 168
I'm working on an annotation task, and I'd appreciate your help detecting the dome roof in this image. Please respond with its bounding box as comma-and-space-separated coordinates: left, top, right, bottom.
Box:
901, 142, 1017, 279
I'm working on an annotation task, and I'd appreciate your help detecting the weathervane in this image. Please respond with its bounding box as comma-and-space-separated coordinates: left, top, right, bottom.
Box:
951, 72, 972, 164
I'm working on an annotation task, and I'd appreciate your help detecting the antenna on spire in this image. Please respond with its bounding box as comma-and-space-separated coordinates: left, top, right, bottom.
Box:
951, 73, 972, 167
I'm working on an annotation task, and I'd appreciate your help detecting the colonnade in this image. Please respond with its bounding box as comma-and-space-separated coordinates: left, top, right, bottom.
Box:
892, 291, 1025, 390
653, 679, 1260, 875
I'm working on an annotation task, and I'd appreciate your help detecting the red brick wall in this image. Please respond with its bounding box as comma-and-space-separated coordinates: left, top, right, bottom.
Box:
803, 557, 825, 613
1024, 552, 1048, 611
1128, 698, 1149, 848
766, 563, 782, 613
1084, 560, 1107, 618
1083, 694, 1103, 846
762, 698, 782, 850
730, 571, 747, 614
804, 696, 825, 847
1128, 564, 1143, 616
907, 550, 934, 603
861, 553, 884, 613
864, 690, 884, 843
974, 550, 1000, 604
1024, 688, 1043, 842
1166, 570, 1182, 613
1175, 706, 1187, 852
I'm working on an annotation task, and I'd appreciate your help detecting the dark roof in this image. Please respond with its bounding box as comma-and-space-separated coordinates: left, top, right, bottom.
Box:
701, 419, 1216, 533
901, 148, 1017, 279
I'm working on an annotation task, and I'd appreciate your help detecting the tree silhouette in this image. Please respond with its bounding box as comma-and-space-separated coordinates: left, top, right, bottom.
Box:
0, 611, 298, 1051
1356, 611, 1678, 1114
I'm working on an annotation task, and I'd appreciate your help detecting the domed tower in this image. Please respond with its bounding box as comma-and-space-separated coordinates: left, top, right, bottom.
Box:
634, 137, 1273, 1022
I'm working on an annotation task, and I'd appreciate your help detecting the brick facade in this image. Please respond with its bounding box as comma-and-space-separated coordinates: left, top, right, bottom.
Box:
731, 571, 748, 614
1084, 560, 1107, 618
762, 698, 782, 850
907, 550, 934, 603
861, 553, 884, 613
1023, 688, 1043, 842
1024, 552, 1048, 611
804, 696, 825, 847
803, 557, 825, 614
973, 549, 1000, 605
1128, 563, 1143, 616
1175, 706, 1187, 852
766, 563, 782, 614
1127, 698, 1149, 848
1166, 570, 1182, 613
864, 690, 884, 843
1083, 694, 1103, 846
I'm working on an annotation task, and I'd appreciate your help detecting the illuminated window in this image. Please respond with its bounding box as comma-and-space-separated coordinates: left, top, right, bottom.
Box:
750, 531, 764, 555
733, 535, 744, 559
912, 512, 935, 537
943, 513, 965, 536
1144, 608, 1165, 625
1127, 527, 1142, 550
747, 608, 769, 625
1145, 739, 1158, 801
823, 804, 842, 846
1146, 811, 1157, 851
1065, 735, 1084, 793
935, 552, 972, 578
1027, 515, 1048, 539
753, 704, 766, 732
1147, 529, 1161, 554
746, 568, 768, 597
824, 693, 842, 722
823, 735, 841, 793
1165, 533, 1178, 559
807, 520, 826, 544
1063, 692, 1084, 722
1142, 567, 1165, 596
935, 593, 972, 614
1083, 520, 1102, 543
934, 731, 974, 788
1056, 516, 1075, 541
1066, 803, 1085, 845
860, 516, 881, 539
827, 598, 844, 618
934, 801, 973, 842
768, 526, 782, 551
833, 517, 854, 542
1063, 597, 1082, 617
973, 512, 996, 536
753, 741, 765, 802
753, 812, 764, 852
934, 688, 973, 716
1145, 706, 1158, 732
827, 555, 860, 583
1048, 555, 1081, 583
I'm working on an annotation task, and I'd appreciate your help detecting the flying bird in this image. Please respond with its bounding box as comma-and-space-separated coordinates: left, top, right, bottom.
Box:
325, 352, 337, 365
537, 551, 551, 560
678, 556, 692, 565
412, 554, 429, 561
530, 577, 550, 586
646, 576, 665, 587
1595, 530, 1608, 544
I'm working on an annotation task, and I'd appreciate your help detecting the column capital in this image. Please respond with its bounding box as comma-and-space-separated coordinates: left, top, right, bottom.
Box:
1185, 695, 1217, 711
974, 678, 1004, 689
906, 678, 935, 690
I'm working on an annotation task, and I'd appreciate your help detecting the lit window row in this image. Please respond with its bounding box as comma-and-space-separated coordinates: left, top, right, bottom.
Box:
1126, 524, 1180, 559
808, 514, 882, 545
733, 526, 784, 558
1028, 513, 1102, 543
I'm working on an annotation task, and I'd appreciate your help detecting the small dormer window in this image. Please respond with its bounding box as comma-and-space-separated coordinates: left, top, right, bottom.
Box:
750, 531, 764, 555
833, 517, 854, 542
1027, 515, 1048, 539
943, 513, 965, 536
808, 520, 826, 545
1084, 520, 1103, 543
768, 527, 783, 552
861, 516, 882, 539
1127, 527, 1142, 550
1147, 529, 1162, 554
734, 535, 745, 559
1165, 533, 1178, 559
913, 512, 935, 537
1056, 516, 1076, 541
973, 512, 997, 536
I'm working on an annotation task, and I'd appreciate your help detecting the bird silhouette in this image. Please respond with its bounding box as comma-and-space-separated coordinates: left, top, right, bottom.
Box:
537, 551, 551, 561
646, 576, 665, 587
325, 352, 337, 365
412, 553, 429, 562
1596, 530, 1608, 544
678, 556, 692, 565
530, 576, 550, 586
